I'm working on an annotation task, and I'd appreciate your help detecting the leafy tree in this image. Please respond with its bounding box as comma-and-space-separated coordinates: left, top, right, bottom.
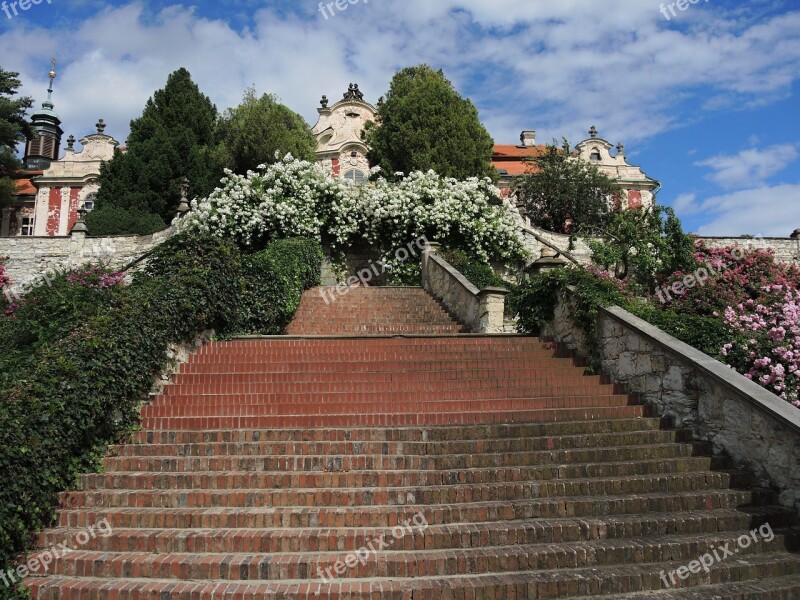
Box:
215, 87, 317, 174
94, 68, 220, 224
581, 205, 695, 291
0, 68, 33, 208
365, 65, 495, 180
517, 140, 617, 234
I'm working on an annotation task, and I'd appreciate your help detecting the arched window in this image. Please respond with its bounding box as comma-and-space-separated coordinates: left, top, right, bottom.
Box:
589, 149, 602, 162
343, 169, 366, 183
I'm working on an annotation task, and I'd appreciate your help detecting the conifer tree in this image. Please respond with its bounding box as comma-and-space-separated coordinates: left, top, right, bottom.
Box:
365, 65, 495, 180
93, 68, 220, 229
215, 87, 317, 174
0, 68, 33, 207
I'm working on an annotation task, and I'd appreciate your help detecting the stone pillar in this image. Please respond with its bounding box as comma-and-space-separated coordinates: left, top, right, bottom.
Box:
478, 287, 509, 334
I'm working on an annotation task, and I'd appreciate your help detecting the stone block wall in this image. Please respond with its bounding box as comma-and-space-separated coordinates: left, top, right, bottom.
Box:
0, 229, 172, 292
541, 295, 800, 512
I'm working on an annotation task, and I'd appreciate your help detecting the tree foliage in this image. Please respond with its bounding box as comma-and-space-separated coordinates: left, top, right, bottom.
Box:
215, 87, 317, 174
95, 68, 220, 224
582, 206, 695, 291
517, 140, 617, 234
0, 68, 33, 208
365, 65, 495, 180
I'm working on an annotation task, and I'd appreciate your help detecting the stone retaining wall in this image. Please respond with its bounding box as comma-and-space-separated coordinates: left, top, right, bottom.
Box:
0, 229, 172, 292
542, 295, 800, 512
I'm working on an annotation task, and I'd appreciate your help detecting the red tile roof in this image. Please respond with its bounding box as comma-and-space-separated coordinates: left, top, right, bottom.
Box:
15, 178, 37, 195
492, 144, 546, 176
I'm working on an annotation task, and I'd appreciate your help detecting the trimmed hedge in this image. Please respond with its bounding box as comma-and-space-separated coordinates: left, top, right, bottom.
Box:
231, 238, 323, 335
0, 235, 241, 597
85, 205, 167, 236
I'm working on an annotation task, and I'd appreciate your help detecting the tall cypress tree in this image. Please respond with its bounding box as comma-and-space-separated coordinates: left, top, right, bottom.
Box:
366, 65, 495, 180
94, 68, 220, 226
0, 68, 33, 208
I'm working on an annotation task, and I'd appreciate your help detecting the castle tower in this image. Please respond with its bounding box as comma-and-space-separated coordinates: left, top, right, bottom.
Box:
24, 59, 64, 170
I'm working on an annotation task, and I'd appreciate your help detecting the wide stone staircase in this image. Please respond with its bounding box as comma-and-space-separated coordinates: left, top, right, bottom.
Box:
25, 287, 800, 598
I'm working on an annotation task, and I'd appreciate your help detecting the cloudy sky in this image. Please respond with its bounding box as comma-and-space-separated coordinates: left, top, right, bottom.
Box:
1, 0, 799, 236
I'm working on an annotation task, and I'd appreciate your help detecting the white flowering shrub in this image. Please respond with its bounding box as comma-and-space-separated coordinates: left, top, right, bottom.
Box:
176, 154, 528, 280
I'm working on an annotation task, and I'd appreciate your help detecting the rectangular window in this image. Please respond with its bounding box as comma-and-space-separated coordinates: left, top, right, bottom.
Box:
21, 217, 34, 236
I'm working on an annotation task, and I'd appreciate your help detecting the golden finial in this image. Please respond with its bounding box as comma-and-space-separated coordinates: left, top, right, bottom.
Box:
49, 57, 56, 80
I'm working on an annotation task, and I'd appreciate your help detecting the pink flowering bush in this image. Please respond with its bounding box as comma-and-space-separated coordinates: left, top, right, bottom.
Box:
660, 241, 800, 317
721, 285, 800, 403
0, 258, 13, 316
66, 267, 127, 290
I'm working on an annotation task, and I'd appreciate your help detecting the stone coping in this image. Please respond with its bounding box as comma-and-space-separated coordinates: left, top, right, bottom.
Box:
602, 305, 800, 434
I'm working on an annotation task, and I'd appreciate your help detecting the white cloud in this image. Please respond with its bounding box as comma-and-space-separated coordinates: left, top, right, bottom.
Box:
695, 144, 799, 189
1, 1, 798, 155
692, 184, 800, 236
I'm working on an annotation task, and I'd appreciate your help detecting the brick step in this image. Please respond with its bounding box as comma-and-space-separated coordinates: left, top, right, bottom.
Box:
160, 379, 619, 397
79, 471, 730, 497
138, 406, 646, 429
109, 439, 687, 469
56, 489, 760, 529
24, 553, 800, 599
169, 370, 598, 386
189, 348, 557, 360
199, 336, 538, 348
139, 397, 636, 417
107, 428, 689, 459
26, 531, 794, 581
102, 455, 712, 479
59, 483, 752, 511
41, 510, 796, 554
181, 356, 574, 374
123, 418, 665, 445
613, 574, 800, 599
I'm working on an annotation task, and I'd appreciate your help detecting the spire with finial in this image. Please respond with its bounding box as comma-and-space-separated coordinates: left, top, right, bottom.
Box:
96, 119, 106, 134
616, 142, 625, 155
23, 57, 64, 168
66, 135, 75, 150
589, 125, 598, 139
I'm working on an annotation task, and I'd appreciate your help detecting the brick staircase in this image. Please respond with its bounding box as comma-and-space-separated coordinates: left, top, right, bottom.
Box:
24, 288, 800, 598
286, 286, 468, 335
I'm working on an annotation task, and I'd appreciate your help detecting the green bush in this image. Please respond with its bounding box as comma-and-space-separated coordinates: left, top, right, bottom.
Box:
0, 234, 241, 597
440, 248, 509, 291
510, 267, 743, 365
85, 205, 166, 236
231, 238, 323, 335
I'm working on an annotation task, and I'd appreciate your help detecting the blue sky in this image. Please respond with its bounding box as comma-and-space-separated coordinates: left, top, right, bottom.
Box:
1, 0, 799, 236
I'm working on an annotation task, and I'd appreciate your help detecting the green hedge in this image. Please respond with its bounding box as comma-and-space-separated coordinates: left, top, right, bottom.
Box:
85, 205, 166, 236
510, 267, 743, 361
231, 238, 323, 335
0, 235, 241, 598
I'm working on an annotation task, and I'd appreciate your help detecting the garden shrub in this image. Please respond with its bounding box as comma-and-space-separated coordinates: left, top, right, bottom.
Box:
440, 248, 509, 291
230, 238, 323, 335
0, 234, 241, 597
85, 205, 167, 236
